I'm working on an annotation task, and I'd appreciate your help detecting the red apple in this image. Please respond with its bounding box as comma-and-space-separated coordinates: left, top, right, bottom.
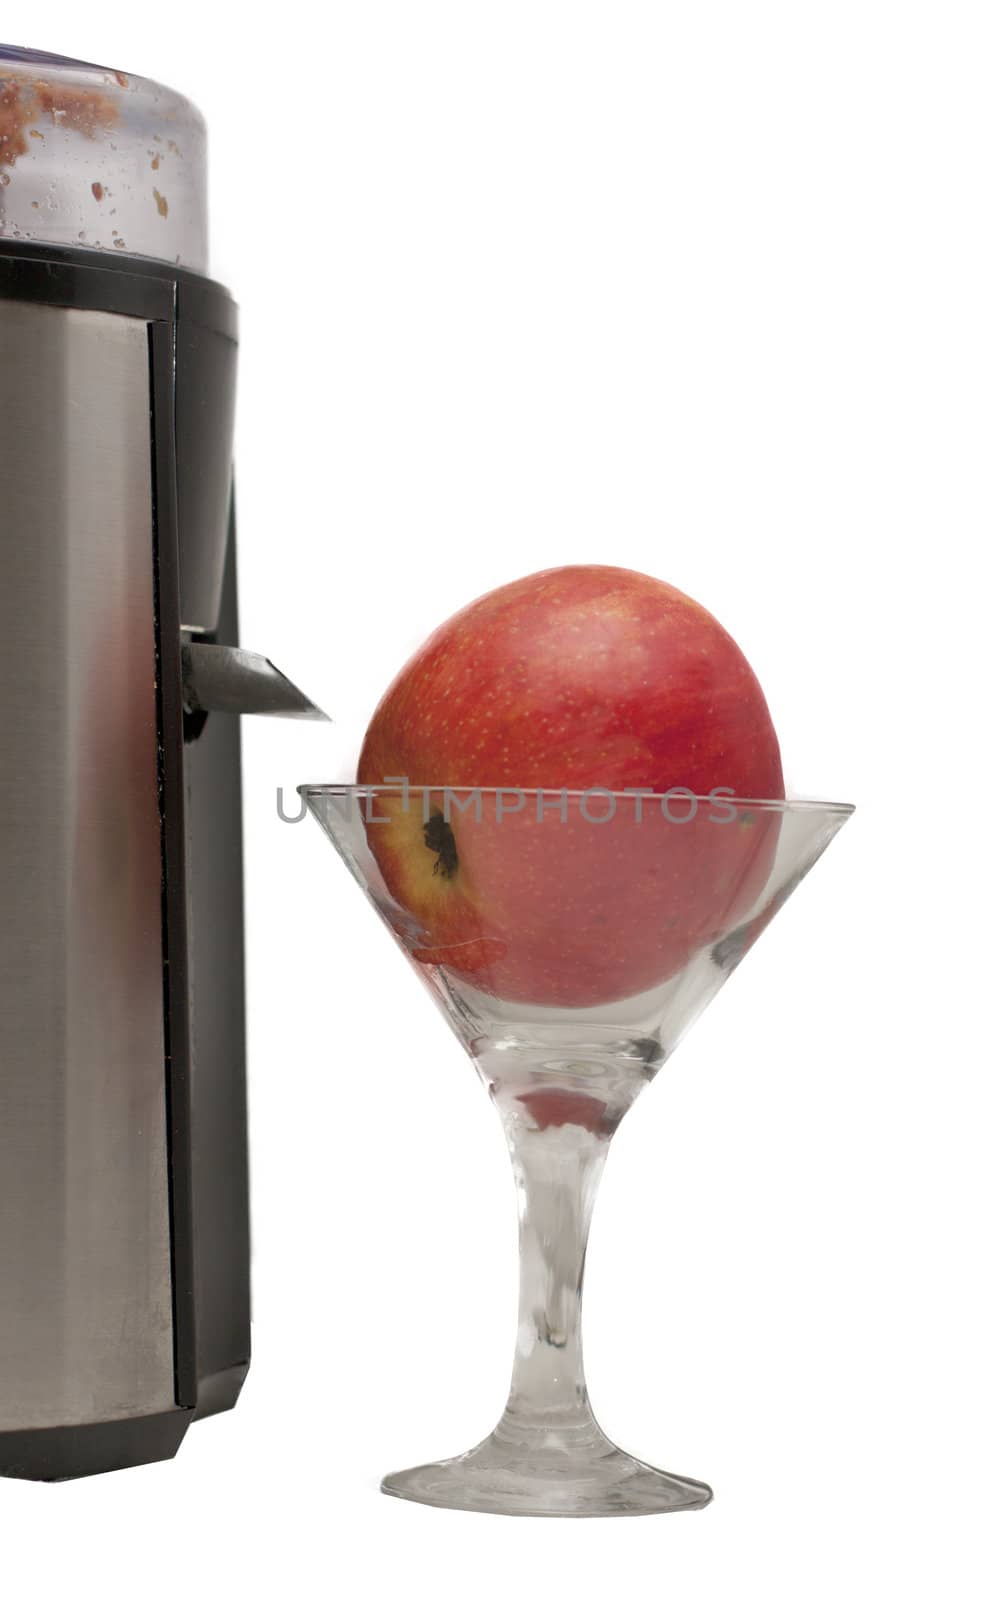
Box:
357, 565, 783, 1005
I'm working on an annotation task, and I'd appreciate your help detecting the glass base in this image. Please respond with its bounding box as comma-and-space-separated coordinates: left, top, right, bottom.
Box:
381, 1422, 713, 1517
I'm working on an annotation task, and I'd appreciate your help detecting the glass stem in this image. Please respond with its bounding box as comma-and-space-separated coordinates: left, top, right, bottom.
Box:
495, 1107, 612, 1445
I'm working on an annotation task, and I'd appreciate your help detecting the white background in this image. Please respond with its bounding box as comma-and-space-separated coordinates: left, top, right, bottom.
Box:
6, 5, 1005, 1597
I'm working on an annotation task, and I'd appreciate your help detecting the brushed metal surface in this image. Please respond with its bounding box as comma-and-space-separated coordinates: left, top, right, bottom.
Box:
0, 300, 175, 1428
181, 641, 329, 719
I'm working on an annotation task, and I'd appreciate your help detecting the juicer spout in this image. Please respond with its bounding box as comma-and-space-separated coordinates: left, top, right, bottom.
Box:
181, 641, 330, 721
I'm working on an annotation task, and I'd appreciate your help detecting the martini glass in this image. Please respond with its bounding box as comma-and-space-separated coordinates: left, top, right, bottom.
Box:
300, 783, 852, 1516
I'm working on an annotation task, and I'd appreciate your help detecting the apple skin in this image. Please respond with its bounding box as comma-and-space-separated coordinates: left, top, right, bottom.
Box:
358, 566, 783, 1006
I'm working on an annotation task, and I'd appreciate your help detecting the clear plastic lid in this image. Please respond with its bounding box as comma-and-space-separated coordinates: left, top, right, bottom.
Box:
0, 45, 207, 271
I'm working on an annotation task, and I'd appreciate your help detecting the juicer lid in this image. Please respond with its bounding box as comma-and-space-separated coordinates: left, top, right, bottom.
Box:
0, 44, 208, 271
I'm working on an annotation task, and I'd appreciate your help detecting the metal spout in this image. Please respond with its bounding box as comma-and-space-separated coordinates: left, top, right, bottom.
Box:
181, 641, 329, 721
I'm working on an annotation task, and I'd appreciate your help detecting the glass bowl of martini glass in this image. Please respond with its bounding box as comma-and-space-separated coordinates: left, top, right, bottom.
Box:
299, 781, 853, 1517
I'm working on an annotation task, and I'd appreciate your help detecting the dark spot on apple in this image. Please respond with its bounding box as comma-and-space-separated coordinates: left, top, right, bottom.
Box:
424, 809, 459, 879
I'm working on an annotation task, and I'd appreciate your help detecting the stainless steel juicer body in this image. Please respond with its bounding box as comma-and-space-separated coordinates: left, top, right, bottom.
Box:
0, 52, 324, 1480
0, 296, 178, 1452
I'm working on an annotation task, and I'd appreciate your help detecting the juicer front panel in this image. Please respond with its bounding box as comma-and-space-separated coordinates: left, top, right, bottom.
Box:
0, 297, 175, 1430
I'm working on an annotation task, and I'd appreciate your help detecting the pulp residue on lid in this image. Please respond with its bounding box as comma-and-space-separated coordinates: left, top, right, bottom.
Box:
0, 77, 118, 171
0, 50, 208, 271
